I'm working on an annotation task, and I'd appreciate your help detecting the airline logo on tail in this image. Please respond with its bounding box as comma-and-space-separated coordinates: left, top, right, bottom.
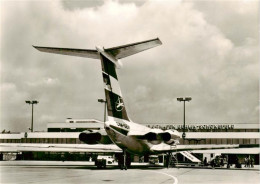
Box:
115, 97, 124, 112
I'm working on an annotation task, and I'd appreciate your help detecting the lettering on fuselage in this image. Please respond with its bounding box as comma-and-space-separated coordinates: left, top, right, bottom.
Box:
116, 121, 130, 129
107, 121, 130, 136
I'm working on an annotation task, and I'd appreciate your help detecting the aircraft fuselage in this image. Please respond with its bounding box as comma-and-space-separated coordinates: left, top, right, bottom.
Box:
104, 118, 180, 155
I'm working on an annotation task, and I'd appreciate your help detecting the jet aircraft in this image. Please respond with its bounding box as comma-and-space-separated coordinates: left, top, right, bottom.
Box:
33, 38, 238, 169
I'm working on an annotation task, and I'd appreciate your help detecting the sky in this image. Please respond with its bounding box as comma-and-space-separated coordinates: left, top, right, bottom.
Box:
1, 0, 259, 132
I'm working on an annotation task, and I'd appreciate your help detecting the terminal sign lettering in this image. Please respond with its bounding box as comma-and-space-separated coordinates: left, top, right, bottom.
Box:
146, 124, 235, 130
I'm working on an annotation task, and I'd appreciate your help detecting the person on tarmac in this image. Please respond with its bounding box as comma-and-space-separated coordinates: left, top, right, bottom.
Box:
244, 157, 248, 167
250, 158, 254, 168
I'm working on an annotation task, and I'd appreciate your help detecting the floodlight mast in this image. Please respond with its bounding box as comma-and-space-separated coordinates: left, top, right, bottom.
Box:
25, 100, 39, 132
177, 97, 192, 142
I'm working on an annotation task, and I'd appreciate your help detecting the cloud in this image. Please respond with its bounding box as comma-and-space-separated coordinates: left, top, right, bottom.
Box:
26, 77, 60, 87
61, 0, 145, 10
1, 0, 258, 132
62, 0, 105, 10
192, 0, 259, 46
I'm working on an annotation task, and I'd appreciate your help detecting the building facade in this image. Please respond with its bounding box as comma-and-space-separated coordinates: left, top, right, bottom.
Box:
0, 119, 259, 164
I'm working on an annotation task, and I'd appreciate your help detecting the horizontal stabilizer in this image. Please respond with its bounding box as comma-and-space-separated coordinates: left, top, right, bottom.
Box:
105, 38, 162, 59
33, 38, 162, 61
33, 46, 99, 59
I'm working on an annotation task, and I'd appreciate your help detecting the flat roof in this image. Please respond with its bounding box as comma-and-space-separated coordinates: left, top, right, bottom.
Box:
47, 122, 259, 129
185, 132, 260, 139
47, 122, 104, 128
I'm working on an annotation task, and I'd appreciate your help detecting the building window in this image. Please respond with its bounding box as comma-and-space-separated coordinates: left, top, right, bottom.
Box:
179, 139, 184, 144
227, 139, 232, 144
44, 138, 48, 143
233, 139, 239, 144
211, 139, 217, 144
244, 139, 250, 144
222, 139, 227, 144
250, 139, 255, 144
58, 138, 62, 144
76, 139, 81, 144
71, 139, 76, 144
239, 139, 243, 144
48, 138, 52, 144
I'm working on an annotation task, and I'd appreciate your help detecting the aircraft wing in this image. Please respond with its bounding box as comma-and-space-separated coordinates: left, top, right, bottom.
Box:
151, 144, 239, 153
0, 143, 122, 153
191, 147, 260, 154
105, 38, 162, 59
33, 46, 99, 59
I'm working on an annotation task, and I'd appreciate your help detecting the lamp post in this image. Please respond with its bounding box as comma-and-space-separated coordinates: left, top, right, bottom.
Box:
177, 97, 192, 140
98, 99, 107, 123
25, 100, 39, 132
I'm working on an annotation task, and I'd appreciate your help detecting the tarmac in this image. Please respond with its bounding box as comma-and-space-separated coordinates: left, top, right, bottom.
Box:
0, 161, 259, 184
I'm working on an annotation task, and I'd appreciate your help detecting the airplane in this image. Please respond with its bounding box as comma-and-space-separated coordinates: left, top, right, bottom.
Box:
33, 38, 239, 170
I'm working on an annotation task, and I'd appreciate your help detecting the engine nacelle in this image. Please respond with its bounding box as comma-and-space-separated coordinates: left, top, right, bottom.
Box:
79, 129, 113, 144
164, 130, 181, 145
144, 132, 161, 144
145, 132, 171, 144
145, 132, 157, 141
144, 130, 180, 145
161, 132, 171, 142
79, 132, 102, 144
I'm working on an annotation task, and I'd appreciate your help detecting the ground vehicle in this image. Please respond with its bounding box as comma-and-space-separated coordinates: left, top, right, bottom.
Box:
149, 155, 159, 165
95, 155, 115, 168
210, 155, 227, 168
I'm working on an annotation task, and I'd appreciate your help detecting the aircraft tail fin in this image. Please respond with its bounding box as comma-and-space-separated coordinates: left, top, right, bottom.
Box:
100, 38, 162, 122
100, 53, 130, 121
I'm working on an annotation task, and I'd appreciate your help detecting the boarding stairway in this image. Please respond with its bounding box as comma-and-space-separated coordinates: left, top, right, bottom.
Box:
169, 151, 201, 167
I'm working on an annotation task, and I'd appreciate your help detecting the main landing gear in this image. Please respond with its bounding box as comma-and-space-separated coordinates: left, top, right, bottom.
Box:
120, 149, 127, 170
117, 149, 131, 170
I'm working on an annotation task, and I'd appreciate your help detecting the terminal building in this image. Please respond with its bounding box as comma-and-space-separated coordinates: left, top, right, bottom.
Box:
0, 118, 259, 165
